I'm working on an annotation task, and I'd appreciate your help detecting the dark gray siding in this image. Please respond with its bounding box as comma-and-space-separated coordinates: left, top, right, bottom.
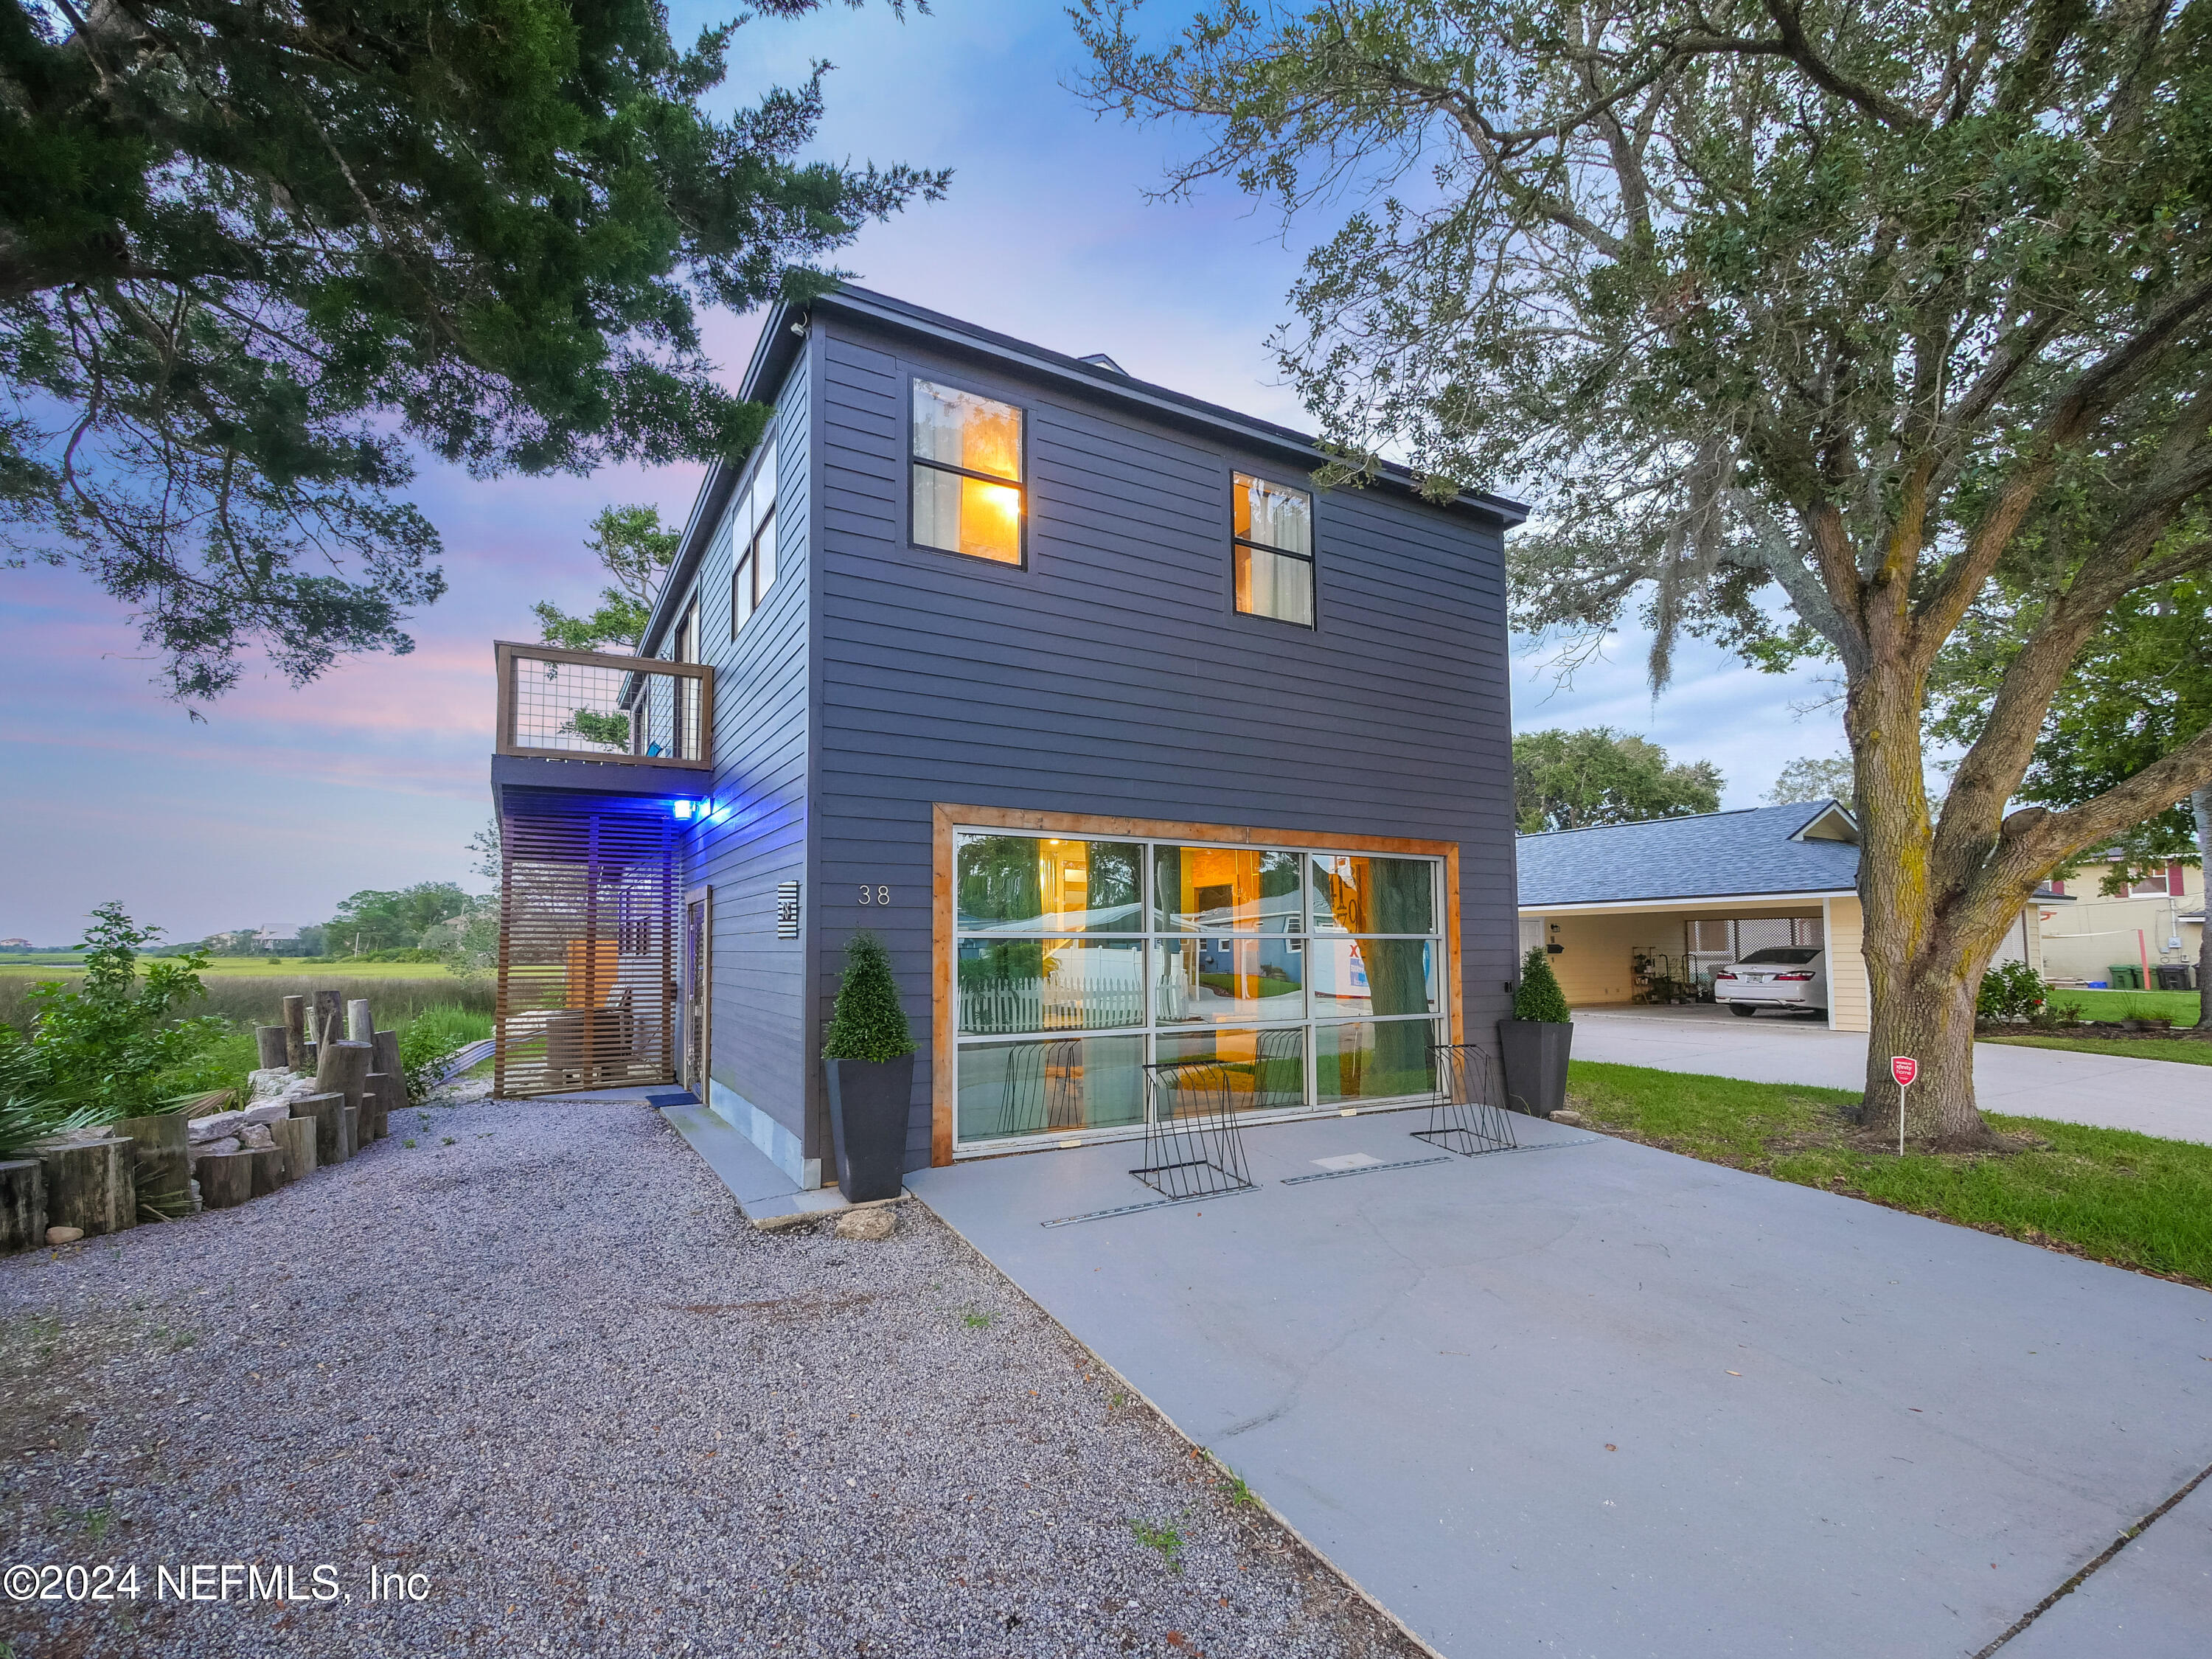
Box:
675, 350, 816, 1183
810, 318, 1520, 1170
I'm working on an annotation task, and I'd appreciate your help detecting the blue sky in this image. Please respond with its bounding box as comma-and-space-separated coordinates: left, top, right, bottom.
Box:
0, 0, 1845, 945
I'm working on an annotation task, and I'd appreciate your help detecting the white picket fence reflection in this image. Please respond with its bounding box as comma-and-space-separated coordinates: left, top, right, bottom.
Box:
959, 964, 1146, 1034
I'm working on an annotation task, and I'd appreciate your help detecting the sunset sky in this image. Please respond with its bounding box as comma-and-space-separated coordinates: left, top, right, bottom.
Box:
0, 0, 1845, 946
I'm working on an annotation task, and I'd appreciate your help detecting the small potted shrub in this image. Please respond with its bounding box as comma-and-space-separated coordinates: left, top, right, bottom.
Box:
820, 931, 917, 1203
1499, 946, 1573, 1118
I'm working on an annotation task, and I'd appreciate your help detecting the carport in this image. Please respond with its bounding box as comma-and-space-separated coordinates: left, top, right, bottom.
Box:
1517, 800, 2047, 1035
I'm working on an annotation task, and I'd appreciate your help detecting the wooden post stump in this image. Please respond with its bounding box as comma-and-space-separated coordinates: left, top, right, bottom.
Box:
35, 1139, 137, 1236
347, 998, 375, 1044
364, 1072, 394, 1141
248, 1145, 291, 1197
314, 989, 342, 1048
282, 995, 307, 1070
316, 1040, 372, 1125
198, 1150, 254, 1210
270, 1116, 316, 1182
291, 1093, 346, 1166
114, 1112, 191, 1220
254, 1025, 288, 1069
339, 1105, 359, 1162
374, 1030, 404, 1102
0, 1159, 45, 1255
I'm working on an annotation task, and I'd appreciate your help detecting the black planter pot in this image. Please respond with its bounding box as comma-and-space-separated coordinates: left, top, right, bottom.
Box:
824, 1054, 915, 1203
1498, 1019, 1573, 1119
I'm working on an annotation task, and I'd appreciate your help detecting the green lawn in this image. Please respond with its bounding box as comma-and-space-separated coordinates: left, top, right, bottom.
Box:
1567, 1060, 2212, 1288
2055, 987, 2204, 1023
1983, 1034, 2212, 1065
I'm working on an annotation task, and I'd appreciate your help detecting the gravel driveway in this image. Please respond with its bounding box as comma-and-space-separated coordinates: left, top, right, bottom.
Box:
0, 1096, 1422, 1658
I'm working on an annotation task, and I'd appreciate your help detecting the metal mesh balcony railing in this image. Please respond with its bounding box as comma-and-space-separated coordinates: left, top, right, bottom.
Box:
494, 641, 713, 771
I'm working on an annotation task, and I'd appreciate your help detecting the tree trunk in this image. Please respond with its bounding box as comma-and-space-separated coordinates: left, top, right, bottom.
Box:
254, 1026, 288, 1069
1848, 660, 2015, 1149
2194, 786, 2211, 1032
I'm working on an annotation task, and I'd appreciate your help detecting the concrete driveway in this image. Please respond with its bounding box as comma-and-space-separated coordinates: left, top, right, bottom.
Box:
1571, 1005, 2212, 1144
909, 1110, 2212, 1659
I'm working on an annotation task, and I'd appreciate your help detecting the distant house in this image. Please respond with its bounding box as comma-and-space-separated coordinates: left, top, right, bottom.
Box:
0, 938, 32, 949
2039, 858, 2202, 988
1514, 800, 2052, 1034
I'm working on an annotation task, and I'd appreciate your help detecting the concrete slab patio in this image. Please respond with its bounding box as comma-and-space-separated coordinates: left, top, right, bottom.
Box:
1571, 1005, 2212, 1144
908, 1108, 2212, 1659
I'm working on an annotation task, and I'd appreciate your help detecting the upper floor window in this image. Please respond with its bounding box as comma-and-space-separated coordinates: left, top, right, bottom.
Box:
728, 440, 777, 637
734, 507, 776, 632
912, 380, 1023, 565
1233, 473, 1314, 627
2129, 866, 2185, 897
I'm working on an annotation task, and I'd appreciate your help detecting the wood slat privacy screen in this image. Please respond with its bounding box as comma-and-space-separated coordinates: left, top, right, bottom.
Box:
495, 793, 681, 1096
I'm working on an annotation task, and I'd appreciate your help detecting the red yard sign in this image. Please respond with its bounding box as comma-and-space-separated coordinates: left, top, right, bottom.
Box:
1891, 1056, 1919, 1088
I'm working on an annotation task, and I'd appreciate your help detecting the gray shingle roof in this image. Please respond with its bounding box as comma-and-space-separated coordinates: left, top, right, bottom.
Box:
1517, 801, 1861, 907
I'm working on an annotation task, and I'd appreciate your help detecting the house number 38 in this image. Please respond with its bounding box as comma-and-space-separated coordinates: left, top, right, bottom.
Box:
858, 885, 891, 905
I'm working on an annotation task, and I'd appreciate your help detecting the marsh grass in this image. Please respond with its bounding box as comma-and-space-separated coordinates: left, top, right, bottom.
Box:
0, 973, 493, 1032
1568, 1060, 2212, 1288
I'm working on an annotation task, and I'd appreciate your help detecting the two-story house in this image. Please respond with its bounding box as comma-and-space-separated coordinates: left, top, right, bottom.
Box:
2039, 856, 2202, 988
486, 287, 1526, 1191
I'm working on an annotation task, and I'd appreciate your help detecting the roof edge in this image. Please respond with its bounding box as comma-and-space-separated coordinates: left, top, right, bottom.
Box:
810, 285, 1531, 525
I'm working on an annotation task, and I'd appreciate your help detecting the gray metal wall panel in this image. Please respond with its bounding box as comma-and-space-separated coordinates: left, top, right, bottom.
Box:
810, 321, 1520, 1171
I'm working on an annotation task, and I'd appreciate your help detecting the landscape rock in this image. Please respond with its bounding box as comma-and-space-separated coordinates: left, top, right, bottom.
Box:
834, 1205, 899, 1242
187, 1110, 248, 1144
1550, 1110, 1590, 1127
239, 1124, 276, 1151
247, 1068, 296, 1101
44, 1225, 83, 1246
187, 1138, 243, 1168
241, 1102, 291, 1127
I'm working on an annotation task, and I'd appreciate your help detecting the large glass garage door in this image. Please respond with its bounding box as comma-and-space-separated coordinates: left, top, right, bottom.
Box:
952, 830, 1446, 1152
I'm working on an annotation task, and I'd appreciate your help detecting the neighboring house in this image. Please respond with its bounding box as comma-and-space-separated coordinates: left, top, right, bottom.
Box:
0, 938, 31, 949
2038, 858, 2202, 987
487, 285, 1527, 1189
1514, 800, 2052, 1034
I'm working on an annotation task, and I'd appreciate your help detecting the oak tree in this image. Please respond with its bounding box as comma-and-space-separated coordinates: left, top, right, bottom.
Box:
3, 0, 941, 699
1078, 0, 2212, 1144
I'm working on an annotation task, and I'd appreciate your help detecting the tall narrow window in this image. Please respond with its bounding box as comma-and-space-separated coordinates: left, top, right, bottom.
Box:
912, 380, 1024, 565
728, 443, 776, 639
1233, 473, 1315, 627
733, 511, 775, 633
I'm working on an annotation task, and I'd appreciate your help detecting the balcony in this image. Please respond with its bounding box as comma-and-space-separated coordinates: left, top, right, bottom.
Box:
493, 641, 714, 771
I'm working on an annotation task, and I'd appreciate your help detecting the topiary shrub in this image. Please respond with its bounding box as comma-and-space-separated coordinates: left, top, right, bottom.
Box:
821, 931, 917, 1062
1512, 946, 1571, 1023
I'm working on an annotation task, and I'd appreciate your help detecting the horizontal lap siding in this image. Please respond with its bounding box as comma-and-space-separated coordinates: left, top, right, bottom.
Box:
683, 352, 813, 1178
813, 321, 1519, 1172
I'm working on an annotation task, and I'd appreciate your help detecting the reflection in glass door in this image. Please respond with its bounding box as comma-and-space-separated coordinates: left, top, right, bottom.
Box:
952, 830, 1446, 1151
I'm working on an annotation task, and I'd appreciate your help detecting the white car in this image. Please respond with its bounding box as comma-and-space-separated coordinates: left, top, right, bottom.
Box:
1714, 947, 1828, 1017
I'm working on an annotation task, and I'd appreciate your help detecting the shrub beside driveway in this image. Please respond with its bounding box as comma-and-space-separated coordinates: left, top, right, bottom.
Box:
1568, 1060, 2212, 1289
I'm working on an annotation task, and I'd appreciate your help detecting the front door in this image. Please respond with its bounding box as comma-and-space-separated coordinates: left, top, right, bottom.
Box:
682, 888, 711, 1099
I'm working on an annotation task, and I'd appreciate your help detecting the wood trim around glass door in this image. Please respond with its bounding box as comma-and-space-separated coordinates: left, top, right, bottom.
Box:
928, 803, 1465, 1167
